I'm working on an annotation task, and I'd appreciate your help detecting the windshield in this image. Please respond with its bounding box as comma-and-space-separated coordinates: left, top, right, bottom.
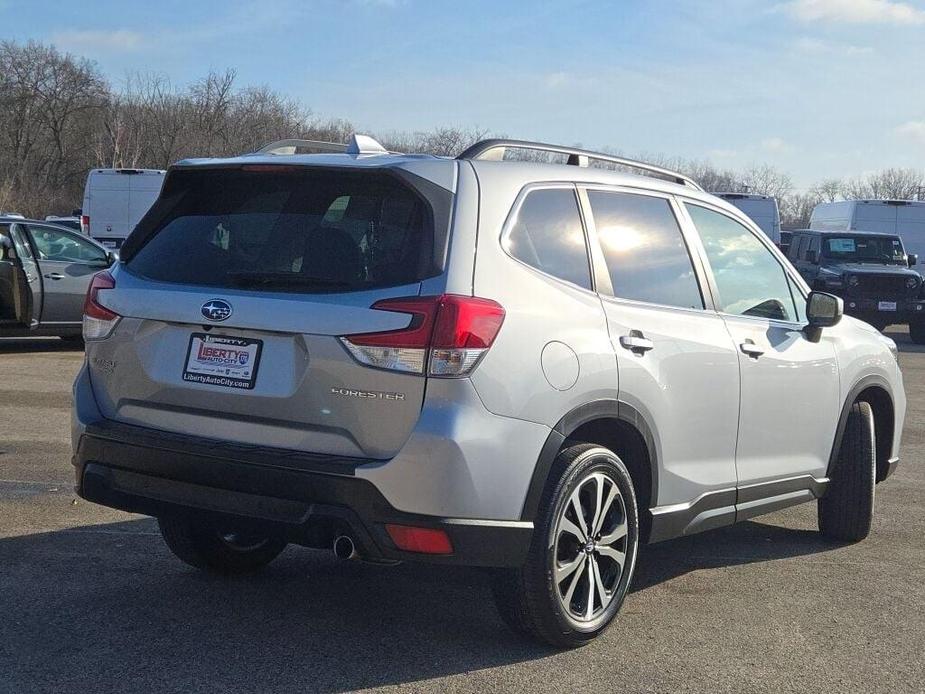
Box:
126, 167, 437, 293
822, 235, 906, 265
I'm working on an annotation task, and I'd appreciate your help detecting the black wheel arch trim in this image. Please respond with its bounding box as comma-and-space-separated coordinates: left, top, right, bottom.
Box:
519, 399, 659, 522
827, 374, 894, 479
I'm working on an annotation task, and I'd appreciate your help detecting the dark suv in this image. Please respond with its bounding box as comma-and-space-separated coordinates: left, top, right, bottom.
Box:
788, 229, 925, 341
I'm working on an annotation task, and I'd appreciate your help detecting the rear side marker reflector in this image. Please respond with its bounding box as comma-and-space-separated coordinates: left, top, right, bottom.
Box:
385, 524, 453, 555
341, 294, 505, 377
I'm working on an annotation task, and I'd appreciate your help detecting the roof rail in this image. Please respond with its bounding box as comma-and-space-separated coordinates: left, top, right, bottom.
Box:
256, 133, 392, 156
456, 139, 702, 191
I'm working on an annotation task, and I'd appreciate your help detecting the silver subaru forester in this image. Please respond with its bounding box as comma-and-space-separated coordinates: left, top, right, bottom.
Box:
72, 135, 905, 647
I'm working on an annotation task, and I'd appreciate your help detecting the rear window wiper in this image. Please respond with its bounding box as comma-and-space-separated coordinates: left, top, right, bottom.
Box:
226, 271, 354, 288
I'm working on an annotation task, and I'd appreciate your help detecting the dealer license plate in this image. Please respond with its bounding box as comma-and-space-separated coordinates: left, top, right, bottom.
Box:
182, 333, 262, 390
878, 301, 897, 312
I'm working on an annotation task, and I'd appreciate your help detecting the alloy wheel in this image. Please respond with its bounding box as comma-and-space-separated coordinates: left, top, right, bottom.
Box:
553, 471, 628, 623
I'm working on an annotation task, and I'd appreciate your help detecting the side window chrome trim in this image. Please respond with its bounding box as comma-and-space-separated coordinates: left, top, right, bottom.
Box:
599, 292, 721, 318
498, 181, 597, 295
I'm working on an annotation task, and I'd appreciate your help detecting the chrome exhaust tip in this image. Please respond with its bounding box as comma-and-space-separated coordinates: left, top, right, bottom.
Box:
333, 535, 358, 560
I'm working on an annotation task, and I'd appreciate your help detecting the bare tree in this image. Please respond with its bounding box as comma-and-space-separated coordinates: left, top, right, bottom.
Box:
844, 168, 925, 200
0, 41, 107, 215
809, 178, 844, 203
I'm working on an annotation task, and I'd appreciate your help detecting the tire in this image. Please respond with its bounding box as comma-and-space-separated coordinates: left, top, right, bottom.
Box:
910, 320, 925, 345
818, 401, 876, 542
158, 515, 287, 575
491, 444, 639, 648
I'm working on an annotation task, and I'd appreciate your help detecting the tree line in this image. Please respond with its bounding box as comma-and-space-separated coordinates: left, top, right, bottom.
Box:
1, 39, 922, 228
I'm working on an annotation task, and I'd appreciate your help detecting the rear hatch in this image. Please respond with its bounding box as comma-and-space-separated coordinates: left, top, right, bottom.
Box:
86, 163, 452, 461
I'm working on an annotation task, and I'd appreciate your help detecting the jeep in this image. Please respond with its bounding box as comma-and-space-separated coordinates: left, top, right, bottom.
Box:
787, 228, 925, 341
72, 136, 906, 647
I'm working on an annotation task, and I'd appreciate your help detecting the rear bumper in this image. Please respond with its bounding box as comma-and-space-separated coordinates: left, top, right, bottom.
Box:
73, 419, 533, 567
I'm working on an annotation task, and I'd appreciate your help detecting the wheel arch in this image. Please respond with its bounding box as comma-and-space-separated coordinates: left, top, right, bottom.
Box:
519, 399, 658, 541
829, 374, 895, 483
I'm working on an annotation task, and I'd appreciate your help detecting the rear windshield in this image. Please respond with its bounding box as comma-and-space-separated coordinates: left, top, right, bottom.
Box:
125, 167, 437, 293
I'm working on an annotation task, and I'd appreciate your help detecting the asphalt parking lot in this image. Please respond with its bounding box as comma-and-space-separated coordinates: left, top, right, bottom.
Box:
1, 333, 924, 693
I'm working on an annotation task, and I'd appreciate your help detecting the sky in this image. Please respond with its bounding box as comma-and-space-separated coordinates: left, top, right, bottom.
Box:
2, 0, 924, 188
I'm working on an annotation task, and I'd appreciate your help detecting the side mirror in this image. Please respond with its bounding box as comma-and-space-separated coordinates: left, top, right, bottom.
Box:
805, 249, 818, 264
806, 291, 843, 340
0, 236, 12, 261
908, 253, 917, 267
106, 250, 118, 265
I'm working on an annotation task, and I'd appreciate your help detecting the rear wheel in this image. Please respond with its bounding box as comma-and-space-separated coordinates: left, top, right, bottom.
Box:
910, 319, 925, 344
491, 444, 639, 648
158, 515, 286, 574
818, 401, 876, 542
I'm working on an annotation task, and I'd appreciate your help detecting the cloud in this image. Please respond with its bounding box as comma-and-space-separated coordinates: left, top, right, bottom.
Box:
761, 137, 794, 153
895, 120, 925, 145
51, 29, 144, 52
779, 0, 925, 24
794, 37, 874, 54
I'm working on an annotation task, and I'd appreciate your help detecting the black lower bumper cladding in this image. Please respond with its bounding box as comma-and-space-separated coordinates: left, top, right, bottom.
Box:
74, 420, 532, 568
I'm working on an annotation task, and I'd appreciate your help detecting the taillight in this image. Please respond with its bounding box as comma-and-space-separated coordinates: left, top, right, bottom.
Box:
82, 271, 120, 340
340, 294, 505, 377
80, 215, 89, 234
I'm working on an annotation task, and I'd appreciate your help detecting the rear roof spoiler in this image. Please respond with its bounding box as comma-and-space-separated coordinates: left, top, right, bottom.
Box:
255, 134, 392, 156
456, 139, 703, 191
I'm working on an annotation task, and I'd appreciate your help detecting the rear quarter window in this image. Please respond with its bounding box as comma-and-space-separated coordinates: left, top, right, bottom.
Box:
503, 187, 592, 290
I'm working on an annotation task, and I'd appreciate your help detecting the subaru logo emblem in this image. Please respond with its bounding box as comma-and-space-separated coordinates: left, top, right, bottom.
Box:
201, 299, 232, 322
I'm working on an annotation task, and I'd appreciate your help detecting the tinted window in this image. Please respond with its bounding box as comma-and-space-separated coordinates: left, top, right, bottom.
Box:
504, 188, 591, 290
27, 225, 107, 263
686, 204, 798, 321
589, 191, 702, 309
127, 168, 435, 293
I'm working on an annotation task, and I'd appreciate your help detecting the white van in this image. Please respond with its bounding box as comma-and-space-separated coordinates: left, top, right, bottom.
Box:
81, 169, 166, 248
712, 193, 781, 244
811, 200, 925, 262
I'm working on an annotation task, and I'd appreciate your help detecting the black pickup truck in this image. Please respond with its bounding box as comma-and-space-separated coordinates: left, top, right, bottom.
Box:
787, 229, 925, 342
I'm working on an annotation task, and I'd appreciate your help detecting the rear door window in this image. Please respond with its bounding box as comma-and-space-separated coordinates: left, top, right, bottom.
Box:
503, 187, 592, 290
125, 168, 438, 293
588, 190, 703, 309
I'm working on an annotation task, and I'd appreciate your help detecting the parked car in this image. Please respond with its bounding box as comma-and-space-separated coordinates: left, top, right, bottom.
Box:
0, 216, 116, 339
72, 136, 905, 647
811, 199, 925, 262
81, 168, 165, 248
712, 192, 781, 244
45, 215, 82, 232
787, 228, 925, 339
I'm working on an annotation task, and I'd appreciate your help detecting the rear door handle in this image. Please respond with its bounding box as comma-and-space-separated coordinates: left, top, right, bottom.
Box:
619, 331, 654, 355
44, 273, 65, 280
739, 339, 765, 358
